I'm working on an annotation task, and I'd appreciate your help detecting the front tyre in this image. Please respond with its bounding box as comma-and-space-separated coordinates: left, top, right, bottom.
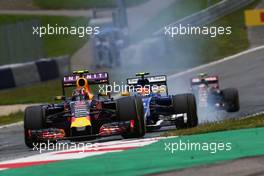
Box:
117, 96, 146, 138
24, 106, 45, 148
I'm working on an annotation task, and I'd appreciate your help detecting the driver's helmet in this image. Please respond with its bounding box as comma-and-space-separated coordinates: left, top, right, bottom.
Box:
136, 78, 150, 95
200, 78, 208, 86
137, 87, 150, 96
137, 78, 149, 86
198, 73, 209, 86
72, 88, 87, 101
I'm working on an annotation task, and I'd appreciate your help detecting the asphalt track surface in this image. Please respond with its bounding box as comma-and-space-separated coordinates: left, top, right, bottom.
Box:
167, 46, 264, 122
0, 0, 177, 166
151, 46, 264, 176
0, 122, 174, 162
1, 46, 264, 174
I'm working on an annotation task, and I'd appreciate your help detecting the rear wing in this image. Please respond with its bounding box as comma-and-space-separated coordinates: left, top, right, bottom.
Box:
127, 75, 167, 85
62, 72, 109, 96
63, 72, 109, 87
127, 75, 168, 95
191, 76, 219, 87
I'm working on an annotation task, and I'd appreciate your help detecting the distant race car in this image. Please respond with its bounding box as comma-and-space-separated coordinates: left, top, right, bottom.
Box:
190, 73, 240, 112
124, 72, 198, 131
24, 70, 145, 148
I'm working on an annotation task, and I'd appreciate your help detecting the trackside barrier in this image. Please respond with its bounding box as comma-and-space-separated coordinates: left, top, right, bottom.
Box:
0, 55, 70, 90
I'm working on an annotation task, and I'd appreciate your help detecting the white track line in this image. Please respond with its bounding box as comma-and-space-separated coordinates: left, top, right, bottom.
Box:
0, 121, 23, 129
168, 45, 264, 79
0, 137, 168, 170
0, 104, 40, 116
168, 45, 264, 119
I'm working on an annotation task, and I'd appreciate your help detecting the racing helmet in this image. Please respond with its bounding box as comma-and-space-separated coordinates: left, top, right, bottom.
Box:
198, 73, 209, 86
72, 88, 87, 101
137, 78, 150, 86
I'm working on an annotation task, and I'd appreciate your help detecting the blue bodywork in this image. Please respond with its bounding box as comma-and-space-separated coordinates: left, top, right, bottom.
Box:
126, 73, 175, 128
139, 93, 172, 125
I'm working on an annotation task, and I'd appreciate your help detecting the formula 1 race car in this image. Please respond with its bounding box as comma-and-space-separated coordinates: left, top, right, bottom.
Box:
124, 72, 198, 131
24, 70, 145, 148
190, 73, 240, 112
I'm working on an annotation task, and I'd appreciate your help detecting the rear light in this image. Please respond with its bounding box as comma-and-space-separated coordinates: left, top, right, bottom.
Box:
28, 130, 32, 137
213, 85, 219, 89
64, 103, 70, 111
130, 120, 135, 128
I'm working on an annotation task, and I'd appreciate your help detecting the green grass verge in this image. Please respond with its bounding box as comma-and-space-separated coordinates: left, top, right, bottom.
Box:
132, 0, 221, 41
193, 0, 259, 64
0, 15, 89, 59
0, 1, 259, 104
0, 111, 23, 126
133, 1, 258, 69
0, 79, 100, 105
164, 1, 259, 69
33, 0, 148, 9
164, 114, 264, 137
40, 16, 89, 57
0, 79, 61, 105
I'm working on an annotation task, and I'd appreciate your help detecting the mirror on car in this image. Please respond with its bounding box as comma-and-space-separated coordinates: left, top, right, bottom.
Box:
98, 92, 108, 97
54, 96, 66, 101
121, 92, 130, 96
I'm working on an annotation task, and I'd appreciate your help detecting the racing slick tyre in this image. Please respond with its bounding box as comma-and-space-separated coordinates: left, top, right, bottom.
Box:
24, 106, 45, 148
222, 88, 240, 112
172, 94, 198, 129
117, 96, 146, 139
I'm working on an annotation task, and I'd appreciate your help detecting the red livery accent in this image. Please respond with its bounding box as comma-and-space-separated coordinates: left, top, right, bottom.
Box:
0, 160, 58, 169
260, 12, 264, 22
99, 125, 126, 136
56, 146, 137, 155
130, 120, 135, 128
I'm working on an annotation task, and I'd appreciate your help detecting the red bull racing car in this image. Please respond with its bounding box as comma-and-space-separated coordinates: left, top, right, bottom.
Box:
191, 73, 240, 112
24, 70, 145, 148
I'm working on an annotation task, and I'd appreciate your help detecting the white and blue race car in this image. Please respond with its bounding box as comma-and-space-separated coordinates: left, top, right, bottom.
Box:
125, 72, 198, 131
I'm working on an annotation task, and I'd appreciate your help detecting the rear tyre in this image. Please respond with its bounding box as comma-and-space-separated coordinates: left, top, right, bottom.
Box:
172, 94, 198, 128
24, 106, 45, 148
117, 96, 146, 139
222, 88, 240, 112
